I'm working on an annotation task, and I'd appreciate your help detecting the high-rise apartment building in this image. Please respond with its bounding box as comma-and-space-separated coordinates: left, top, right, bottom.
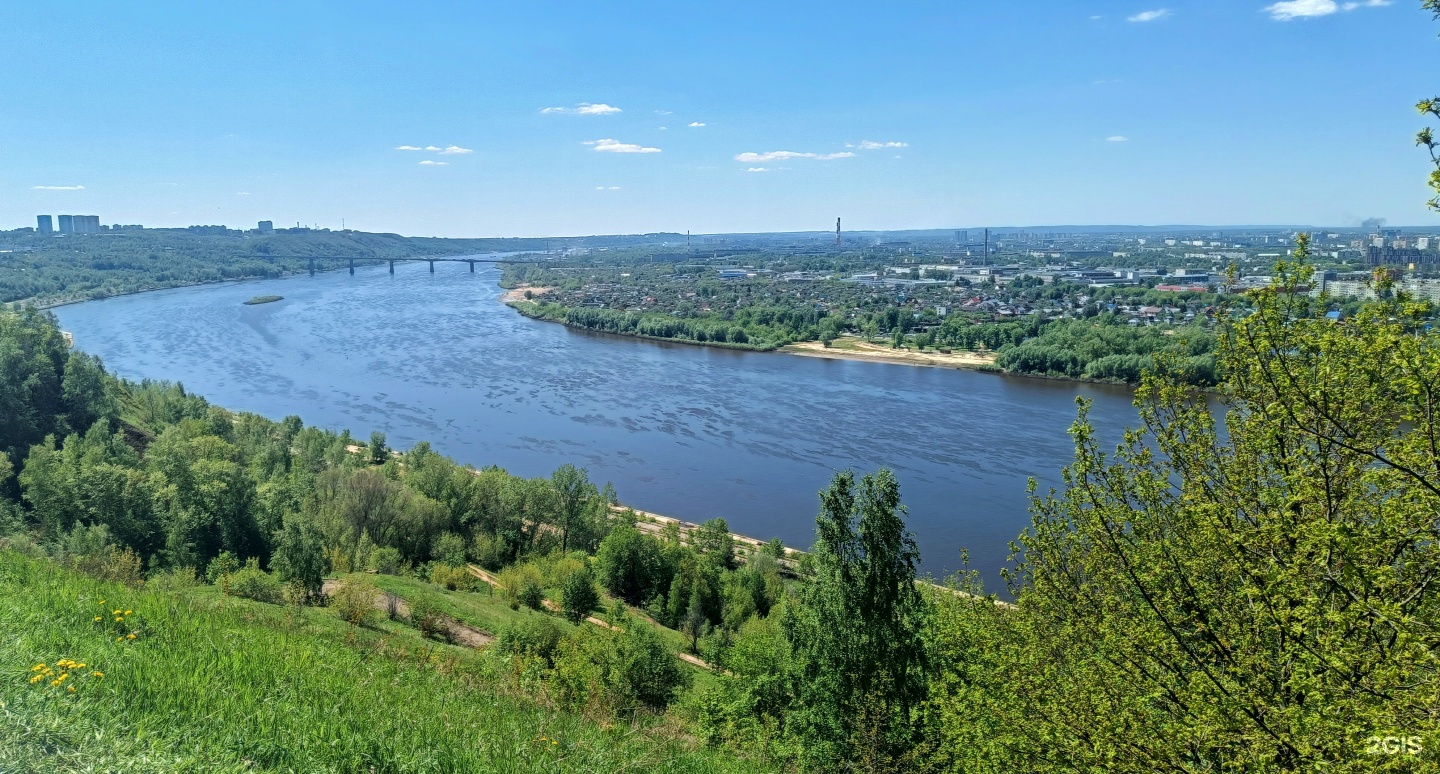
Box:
57, 215, 74, 234
74, 215, 100, 234
258, 220, 274, 234
37, 215, 53, 235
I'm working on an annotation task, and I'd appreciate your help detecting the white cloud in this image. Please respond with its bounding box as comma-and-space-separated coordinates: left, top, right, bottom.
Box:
584, 138, 662, 153
1107, 135, 1130, 142
733, 150, 855, 162
1090, 15, 1103, 19
542, 103, 622, 115
418, 160, 449, 166
847, 140, 908, 150
655, 109, 672, 115
1265, 0, 1388, 20
1127, 9, 1171, 21
32, 185, 85, 190
395, 145, 423, 151
746, 167, 769, 173
595, 186, 622, 190
438, 145, 473, 154
688, 121, 706, 127
236, 191, 252, 196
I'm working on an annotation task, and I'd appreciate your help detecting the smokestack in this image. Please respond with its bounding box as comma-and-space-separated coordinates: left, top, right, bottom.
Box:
836, 217, 841, 246
984, 228, 989, 263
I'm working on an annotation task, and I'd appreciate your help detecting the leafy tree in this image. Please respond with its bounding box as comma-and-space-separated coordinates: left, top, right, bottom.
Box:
431, 531, 467, 567
550, 464, 602, 553
367, 431, 387, 465
562, 563, 600, 623
595, 523, 665, 604
784, 469, 928, 770
1000, 236, 1440, 771
271, 514, 328, 601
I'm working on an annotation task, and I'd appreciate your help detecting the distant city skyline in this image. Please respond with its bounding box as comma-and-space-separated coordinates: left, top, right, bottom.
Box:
6, 1, 1439, 237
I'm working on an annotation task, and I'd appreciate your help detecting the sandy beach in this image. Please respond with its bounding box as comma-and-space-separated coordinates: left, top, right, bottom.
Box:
782, 338, 998, 370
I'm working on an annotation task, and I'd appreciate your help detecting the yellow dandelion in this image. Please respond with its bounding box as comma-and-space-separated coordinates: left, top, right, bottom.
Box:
99, 599, 105, 605
126, 634, 136, 640
67, 685, 75, 693
112, 610, 121, 615
116, 637, 122, 642
91, 671, 104, 678
124, 610, 132, 615
50, 679, 61, 687
31, 664, 44, 672
94, 616, 102, 622
114, 617, 123, 622
29, 675, 42, 684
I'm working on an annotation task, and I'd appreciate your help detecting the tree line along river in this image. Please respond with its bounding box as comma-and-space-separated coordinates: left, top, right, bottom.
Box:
54, 258, 1140, 590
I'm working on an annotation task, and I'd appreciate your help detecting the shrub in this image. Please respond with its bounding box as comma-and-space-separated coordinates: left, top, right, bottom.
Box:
408, 594, 449, 641
368, 546, 407, 575
518, 579, 546, 611
432, 532, 468, 568
470, 533, 507, 571
498, 564, 545, 608
147, 566, 199, 593
562, 564, 599, 623
430, 563, 479, 592
227, 559, 282, 604
73, 545, 145, 588
551, 621, 689, 715
205, 551, 240, 585
330, 577, 378, 627
496, 616, 564, 666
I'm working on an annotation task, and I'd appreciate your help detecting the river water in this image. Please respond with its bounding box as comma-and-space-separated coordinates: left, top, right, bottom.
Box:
55, 260, 1139, 589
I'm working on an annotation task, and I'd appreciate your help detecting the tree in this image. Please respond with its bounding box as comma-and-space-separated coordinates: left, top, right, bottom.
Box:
562, 563, 600, 623
270, 514, 328, 601
550, 464, 599, 553
367, 431, 387, 465
595, 523, 665, 604
784, 469, 929, 770
1419, 1, 1440, 210
999, 236, 1440, 771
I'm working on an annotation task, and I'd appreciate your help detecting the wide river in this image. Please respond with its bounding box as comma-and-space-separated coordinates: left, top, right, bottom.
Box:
56, 259, 1139, 589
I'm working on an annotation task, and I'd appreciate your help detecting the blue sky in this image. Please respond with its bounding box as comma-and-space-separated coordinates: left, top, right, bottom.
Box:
3, 1, 1437, 236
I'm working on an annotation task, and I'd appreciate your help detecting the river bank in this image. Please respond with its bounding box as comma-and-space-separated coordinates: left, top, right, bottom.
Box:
782, 338, 998, 370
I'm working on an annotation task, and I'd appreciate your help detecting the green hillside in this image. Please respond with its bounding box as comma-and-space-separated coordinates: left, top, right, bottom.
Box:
0, 549, 761, 773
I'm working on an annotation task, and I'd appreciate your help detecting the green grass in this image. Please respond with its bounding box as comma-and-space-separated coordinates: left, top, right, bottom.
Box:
0, 551, 773, 773
360, 572, 569, 637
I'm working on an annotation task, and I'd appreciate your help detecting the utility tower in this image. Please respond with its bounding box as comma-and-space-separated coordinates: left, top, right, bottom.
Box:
836, 217, 841, 246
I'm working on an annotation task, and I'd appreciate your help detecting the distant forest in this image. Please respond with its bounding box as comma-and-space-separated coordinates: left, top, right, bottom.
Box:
0, 230, 548, 306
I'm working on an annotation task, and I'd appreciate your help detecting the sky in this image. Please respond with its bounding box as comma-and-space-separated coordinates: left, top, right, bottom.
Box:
3, 0, 1438, 237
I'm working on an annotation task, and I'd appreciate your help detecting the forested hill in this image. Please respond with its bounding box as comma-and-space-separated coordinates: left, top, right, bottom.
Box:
0, 230, 548, 306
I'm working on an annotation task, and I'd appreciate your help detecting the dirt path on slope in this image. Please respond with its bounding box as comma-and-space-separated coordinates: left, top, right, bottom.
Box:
322, 578, 494, 647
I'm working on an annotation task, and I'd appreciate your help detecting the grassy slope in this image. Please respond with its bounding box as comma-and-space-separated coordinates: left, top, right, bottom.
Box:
0, 552, 765, 773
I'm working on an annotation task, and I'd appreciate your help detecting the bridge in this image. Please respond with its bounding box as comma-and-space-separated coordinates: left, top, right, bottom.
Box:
256, 254, 549, 277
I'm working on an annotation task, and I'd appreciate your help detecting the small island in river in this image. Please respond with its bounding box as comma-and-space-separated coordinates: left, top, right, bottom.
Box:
243, 295, 284, 305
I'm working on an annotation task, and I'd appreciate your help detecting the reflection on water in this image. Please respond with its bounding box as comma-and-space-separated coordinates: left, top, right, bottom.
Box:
56, 261, 1139, 588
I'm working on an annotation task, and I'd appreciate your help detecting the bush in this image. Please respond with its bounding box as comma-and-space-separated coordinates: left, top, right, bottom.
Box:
518, 579, 546, 611
330, 577, 378, 626
368, 546, 407, 575
430, 563, 480, 592
470, 533, 507, 571
227, 559, 282, 604
408, 594, 449, 641
551, 621, 690, 715
147, 566, 199, 593
562, 564, 599, 623
432, 531, 468, 568
498, 563, 545, 608
205, 551, 240, 585
496, 616, 564, 666
73, 545, 145, 587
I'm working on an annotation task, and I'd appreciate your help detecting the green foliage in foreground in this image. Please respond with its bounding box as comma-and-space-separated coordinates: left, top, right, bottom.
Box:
0, 550, 769, 774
